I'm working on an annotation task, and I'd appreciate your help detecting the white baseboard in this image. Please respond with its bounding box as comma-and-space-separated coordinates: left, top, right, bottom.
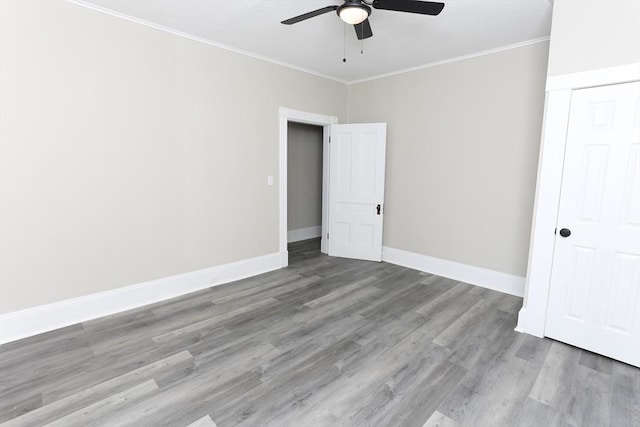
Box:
287, 226, 322, 243
515, 307, 527, 332
0, 252, 281, 344
382, 246, 525, 297
515, 307, 544, 337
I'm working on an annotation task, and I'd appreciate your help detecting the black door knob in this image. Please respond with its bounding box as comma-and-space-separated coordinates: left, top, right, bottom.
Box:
559, 228, 571, 237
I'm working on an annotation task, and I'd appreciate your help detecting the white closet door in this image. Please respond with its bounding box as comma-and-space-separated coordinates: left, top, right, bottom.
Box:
328, 123, 386, 262
545, 81, 640, 367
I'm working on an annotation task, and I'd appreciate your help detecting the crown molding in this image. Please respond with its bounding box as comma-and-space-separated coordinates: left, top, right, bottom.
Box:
347, 37, 551, 84
66, 1, 549, 87
66, 0, 349, 84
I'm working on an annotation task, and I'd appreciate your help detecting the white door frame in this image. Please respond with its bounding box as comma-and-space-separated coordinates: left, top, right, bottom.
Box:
516, 63, 640, 337
278, 107, 338, 267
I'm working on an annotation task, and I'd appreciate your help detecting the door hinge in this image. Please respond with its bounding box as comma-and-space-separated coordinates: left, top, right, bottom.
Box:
554, 227, 557, 235
327, 233, 329, 239
329, 136, 331, 143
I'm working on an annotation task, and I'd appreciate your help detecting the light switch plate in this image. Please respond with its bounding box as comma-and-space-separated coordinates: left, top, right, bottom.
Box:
267, 175, 274, 186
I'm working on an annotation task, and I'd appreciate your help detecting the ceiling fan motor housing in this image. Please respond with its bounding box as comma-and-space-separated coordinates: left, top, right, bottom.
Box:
337, 1, 372, 24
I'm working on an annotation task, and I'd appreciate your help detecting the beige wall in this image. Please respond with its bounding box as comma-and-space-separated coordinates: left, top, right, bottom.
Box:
0, 0, 552, 314
547, 0, 640, 76
348, 42, 549, 277
0, 1, 347, 314
287, 123, 323, 232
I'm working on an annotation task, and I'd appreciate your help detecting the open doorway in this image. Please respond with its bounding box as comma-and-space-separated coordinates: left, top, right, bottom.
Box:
287, 122, 323, 255
278, 108, 338, 267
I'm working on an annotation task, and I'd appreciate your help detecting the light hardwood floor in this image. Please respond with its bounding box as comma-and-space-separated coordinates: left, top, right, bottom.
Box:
1, 238, 638, 426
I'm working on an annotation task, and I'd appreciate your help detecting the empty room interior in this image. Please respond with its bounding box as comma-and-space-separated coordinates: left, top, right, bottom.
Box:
1, 0, 639, 426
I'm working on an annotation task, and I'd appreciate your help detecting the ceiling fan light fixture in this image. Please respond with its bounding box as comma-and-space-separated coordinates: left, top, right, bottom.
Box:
337, 3, 371, 25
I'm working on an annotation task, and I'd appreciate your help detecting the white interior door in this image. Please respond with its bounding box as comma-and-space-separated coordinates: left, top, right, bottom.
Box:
328, 123, 386, 262
545, 81, 640, 367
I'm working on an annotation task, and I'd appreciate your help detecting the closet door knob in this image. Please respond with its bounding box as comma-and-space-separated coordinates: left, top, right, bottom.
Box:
559, 228, 571, 238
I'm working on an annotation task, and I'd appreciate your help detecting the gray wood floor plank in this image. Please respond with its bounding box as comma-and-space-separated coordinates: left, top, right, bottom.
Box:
0, 338, 95, 385
208, 274, 320, 307
353, 358, 466, 427
147, 288, 218, 318
216, 340, 360, 426
134, 370, 263, 427
299, 327, 452, 423
361, 280, 452, 324
38, 344, 166, 405
303, 275, 380, 308
458, 312, 520, 369
208, 267, 299, 297
414, 281, 473, 316
579, 350, 614, 375
432, 299, 496, 348
513, 398, 562, 427
43, 380, 159, 427
0, 324, 84, 355
1, 351, 193, 427
0, 392, 42, 424
151, 298, 279, 344
268, 309, 369, 355
562, 365, 612, 427
0, 325, 89, 370
2, 341, 166, 418
354, 309, 428, 350
528, 341, 581, 408
86, 299, 245, 354
436, 334, 539, 426
1, 238, 638, 426
514, 335, 554, 365
151, 324, 231, 357
92, 345, 279, 427
610, 367, 640, 427
467, 285, 523, 314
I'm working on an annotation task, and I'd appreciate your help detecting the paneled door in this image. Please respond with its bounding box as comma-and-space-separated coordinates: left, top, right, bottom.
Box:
328, 123, 386, 262
545, 81, 640, 367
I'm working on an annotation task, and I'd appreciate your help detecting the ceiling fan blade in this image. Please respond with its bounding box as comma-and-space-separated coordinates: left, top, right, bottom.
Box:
281, 6, 338, 25
372, 0, 444, 16
354, 19, 373, 40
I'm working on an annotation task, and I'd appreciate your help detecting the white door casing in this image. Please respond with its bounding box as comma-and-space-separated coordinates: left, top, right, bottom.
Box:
545, 81, 640, 367
278, 108, 338, 267
328, 123, 387, 262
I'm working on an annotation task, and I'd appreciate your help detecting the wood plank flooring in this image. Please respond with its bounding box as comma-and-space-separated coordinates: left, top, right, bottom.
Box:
1, 238, 638, 426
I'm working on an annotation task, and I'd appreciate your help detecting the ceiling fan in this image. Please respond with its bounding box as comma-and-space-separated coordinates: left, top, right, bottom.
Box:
281, 0, 445, 40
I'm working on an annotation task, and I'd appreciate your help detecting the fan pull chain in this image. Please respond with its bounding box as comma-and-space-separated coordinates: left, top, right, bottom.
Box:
343, 23, 347, 62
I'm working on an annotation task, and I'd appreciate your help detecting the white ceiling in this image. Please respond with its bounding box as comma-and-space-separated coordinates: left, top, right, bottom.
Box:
73, 0, 553, 83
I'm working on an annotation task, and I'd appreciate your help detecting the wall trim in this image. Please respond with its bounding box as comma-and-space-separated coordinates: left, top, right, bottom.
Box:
516, 90, 572, 337
546, 63, 640, 91
0, 252, 281, 345
382, 246, 525, 297
66, 0, 549, 86
66, 0, 348, 84
349, 37, 550, 84
515, 307, 529, 333
288, 226, 322, 243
